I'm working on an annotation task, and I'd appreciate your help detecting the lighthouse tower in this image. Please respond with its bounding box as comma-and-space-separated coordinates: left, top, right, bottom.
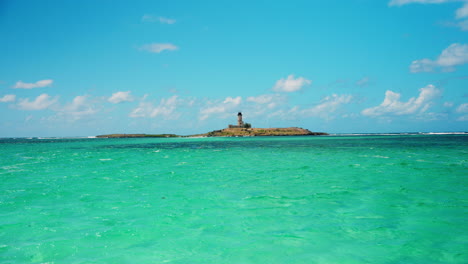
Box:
237, 112, 244, 127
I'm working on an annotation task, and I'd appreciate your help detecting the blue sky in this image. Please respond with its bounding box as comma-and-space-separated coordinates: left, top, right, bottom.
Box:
0, 0, 467, 137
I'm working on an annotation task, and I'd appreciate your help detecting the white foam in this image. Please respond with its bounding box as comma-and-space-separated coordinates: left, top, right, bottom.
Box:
332, 132, 468, 136
423, 132, 467, 135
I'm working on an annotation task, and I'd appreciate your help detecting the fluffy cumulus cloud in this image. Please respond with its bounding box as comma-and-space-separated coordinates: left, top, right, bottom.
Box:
199, 96, 242, 121
13, 79, 53, 89
139, 43, 178, 53
456, 2, 468, 18
362, 84, 440, 117
273, 75, 311, 92
437, 43, 468, 67
108, 91, 134, 104
0, 94, 16, 102
57, 95, 98, 121
14, 93, 99, 120
142, 15, 176, 24
17, 94, 58, 110
130, 95, 184, 120
410, 43, 468, 72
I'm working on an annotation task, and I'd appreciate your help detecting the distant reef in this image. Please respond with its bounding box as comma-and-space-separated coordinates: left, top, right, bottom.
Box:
96, 127, 328, 138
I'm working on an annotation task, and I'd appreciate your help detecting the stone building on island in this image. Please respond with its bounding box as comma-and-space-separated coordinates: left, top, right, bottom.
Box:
228, 112, 251, 128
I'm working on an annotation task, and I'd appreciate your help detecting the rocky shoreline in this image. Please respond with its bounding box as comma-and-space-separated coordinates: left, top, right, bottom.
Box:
196, 127, 328, 137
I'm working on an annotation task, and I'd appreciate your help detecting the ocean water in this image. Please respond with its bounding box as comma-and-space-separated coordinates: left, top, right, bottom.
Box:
0, 135, 467, 264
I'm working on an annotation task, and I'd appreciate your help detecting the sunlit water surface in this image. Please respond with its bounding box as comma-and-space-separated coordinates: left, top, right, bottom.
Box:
1, 135, 467, 263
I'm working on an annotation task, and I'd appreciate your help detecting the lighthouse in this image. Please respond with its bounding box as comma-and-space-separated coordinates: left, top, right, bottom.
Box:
228, 112, 250, 128
237, 112, 244, 127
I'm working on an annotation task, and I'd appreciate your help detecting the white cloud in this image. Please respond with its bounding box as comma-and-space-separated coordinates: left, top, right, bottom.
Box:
356, 77, 370, 87
130, 95, 182, 119
223, 96, 242, 105
14, 94, 100, 121
129, 101, 153, 118
438, 43, 468, 66
13, 79, 53, 89
142, 15, 176, 24
269, 94, 352, 120
247, 94, 287, 109
199, 96, 242, 121
0, 94, 16, 102
457, 103, 468, 121
158, 17, 176, 24
410, 43, 468, 72
108, 91, 134, 104
139, 43, 178, 53
273, 75, 311, 92
443, 19, 468, 31
243, 94, 288, 118
269, 106, 301, 120
458, 20, 468, 30
389, 0, 456, 6
456, 2, 468, 18
301, 94, 353, 119
67, 96, 87, 110
247, 94, 275, 104
410, 59, 437, 72
58, 95, 98, 121
444, 101, 454, 107
150, 96, 180, 119
362, 84, 441, 117
390, 0, 468, 32
17, 94, 58, 110
456, 103, 468, 112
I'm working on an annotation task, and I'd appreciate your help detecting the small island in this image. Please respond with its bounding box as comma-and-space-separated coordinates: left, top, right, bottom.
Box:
196, 127, 327, 137
96, 112, 328, 138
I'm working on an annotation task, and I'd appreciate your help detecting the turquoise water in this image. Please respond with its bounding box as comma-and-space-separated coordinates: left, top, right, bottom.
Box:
1, 135, 467, 263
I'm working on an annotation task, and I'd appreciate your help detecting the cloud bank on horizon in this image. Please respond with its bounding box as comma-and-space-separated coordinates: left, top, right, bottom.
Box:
0, 0, 467, 136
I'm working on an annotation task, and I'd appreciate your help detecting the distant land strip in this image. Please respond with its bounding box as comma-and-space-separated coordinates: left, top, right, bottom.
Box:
95, 134, 179, 138
96, 127, 328, 138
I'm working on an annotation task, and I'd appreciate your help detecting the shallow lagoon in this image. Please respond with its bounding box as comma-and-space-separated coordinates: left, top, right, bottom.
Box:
1, 135, 467, 263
